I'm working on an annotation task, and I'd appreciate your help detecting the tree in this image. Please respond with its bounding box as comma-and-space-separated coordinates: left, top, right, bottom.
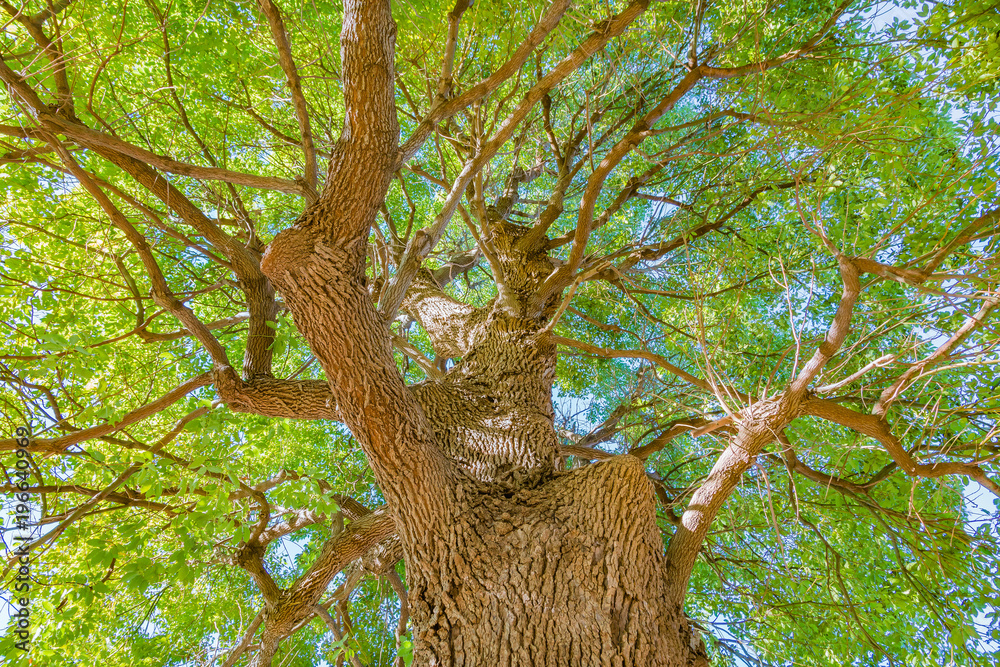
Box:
1, 0, 998, 664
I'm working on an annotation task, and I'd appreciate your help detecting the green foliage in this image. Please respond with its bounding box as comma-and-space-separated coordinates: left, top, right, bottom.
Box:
1, 0, 998, 665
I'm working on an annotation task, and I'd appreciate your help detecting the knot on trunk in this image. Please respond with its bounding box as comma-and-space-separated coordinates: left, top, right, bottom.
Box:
213, 365, 244, 405
233, 539, 266, 570
261, 224, 316, 285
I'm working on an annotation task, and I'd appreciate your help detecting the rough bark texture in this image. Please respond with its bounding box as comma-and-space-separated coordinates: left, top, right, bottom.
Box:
406, 456, 705, 666
399, 235, 705, 664
257, 1, 707, 664
412, 311, 558, 482
215, 366, 340, 420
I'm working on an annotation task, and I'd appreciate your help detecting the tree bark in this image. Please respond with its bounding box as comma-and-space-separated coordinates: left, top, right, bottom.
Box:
406, 455, 707, 667
258, 1, 707, 664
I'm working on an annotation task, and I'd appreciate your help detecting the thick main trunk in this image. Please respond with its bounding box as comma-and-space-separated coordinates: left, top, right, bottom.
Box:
405, 455, 706, 666
402, 283, 706, 663
257, 3, 707, 664
400, 277, 709, 663
264, 218, 706, 664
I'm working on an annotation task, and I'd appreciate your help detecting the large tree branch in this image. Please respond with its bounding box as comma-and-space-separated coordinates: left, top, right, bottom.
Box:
256, 0, 318, 194
802, 398, 1000, 497
87, 144, 278, 380
261, 0, 455, 542
788, 256, 861, 394
283, 510, 395, 621
665, 276, 1000, 597
0, 0, 73, 112
664, 396, 800, 601
0, 372, 212, 454
105, 151, 280, 379
214, 367, 340, 420
0, 57, 306, 194
402, 268, 485, 359
242, 509, 398, 666
663, 206, 869, 598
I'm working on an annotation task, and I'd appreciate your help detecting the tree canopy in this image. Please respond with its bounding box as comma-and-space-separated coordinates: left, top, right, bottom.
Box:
1, 0, 998, 665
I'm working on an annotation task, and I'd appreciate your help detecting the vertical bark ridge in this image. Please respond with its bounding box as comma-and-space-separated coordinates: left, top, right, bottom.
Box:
400, 216, 564, 481
499, 219, 564, 318
264, 235, 455, 546
242, 272, 282, 379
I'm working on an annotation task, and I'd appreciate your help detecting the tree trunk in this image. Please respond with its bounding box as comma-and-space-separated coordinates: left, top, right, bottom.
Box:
263, 202, 708, 667
258, 2, 708, 664
405, 310, 705, 666
406, 455, 705, 666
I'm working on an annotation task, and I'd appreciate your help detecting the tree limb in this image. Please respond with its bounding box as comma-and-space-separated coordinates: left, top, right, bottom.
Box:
0, 372, 212, 453
256, 0, 319, 194
802, 398, 1000, 497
